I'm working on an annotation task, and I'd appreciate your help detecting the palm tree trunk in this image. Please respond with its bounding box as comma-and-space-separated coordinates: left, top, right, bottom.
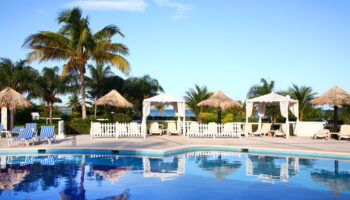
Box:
48, 101, 53, 124
80, 72, 86, 119
94, 105, 97, 120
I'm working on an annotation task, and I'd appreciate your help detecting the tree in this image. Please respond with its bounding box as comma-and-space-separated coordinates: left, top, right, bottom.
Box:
154, 105, 165, 116
0, 58, 39, 129
184, 84, 213, 117
286, 84, 317, 121
67, 92, 81, 112
23, 7, 130, 119
124, 75, 164, 115
340, 105, 350, 124
247, 78, 275, 98
36, 67, 72, 124
86, 63, 113, 100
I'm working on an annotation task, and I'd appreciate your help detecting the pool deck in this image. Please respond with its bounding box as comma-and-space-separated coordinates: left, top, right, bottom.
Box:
1, 135, 350, 156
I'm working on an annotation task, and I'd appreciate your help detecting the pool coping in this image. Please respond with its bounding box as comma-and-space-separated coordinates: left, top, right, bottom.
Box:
1, 144, 350, 160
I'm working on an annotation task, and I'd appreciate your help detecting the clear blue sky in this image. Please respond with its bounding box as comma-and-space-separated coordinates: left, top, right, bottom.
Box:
1, 0, 350, 106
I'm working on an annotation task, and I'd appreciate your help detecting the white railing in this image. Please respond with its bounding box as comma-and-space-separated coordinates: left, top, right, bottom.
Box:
90, 122, 146, 139
185, 122, 244, 138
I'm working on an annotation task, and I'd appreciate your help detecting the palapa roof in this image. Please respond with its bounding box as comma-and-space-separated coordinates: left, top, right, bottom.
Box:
93, 90, 133, 108
246, 92, 298, 104
197, 90, 242, 111
311, 86, 350, 106
0, 87, 32, 110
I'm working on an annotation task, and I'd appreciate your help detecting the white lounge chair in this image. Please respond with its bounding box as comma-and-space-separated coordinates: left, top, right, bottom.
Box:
167, 122, 180, 135
313, 129, 330, 140
150, 122, 162, 135
338, 125, 350, 140
252, 123, 271, 137
222, 123, 234, 137
244, 123, 253, 136
188, 122, 199, 137
207, 122, 218, 137
274, 124, 287, 138
128, 122, 140, 137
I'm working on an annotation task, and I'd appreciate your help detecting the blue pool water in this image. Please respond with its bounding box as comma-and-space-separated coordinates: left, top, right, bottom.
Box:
0, 151, 349, 200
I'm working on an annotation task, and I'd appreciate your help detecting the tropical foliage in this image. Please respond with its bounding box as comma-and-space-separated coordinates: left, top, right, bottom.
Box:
23, 7, 130, 119
184, 84, 213, 118
285, 84, 317, 121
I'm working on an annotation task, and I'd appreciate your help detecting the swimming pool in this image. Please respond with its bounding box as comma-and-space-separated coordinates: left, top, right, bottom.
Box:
0, 151, 349, 200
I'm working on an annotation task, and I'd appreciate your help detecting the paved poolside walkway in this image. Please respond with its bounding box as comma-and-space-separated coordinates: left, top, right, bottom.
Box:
1, 135, 350, 156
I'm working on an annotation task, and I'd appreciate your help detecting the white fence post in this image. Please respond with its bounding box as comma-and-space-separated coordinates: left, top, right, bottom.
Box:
57, 120, 65, 139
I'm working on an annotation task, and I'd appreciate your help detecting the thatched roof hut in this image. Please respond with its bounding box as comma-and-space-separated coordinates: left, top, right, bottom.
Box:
92, 90, 132, 108
311, 86, 350, 106
197, 90, 242, 123
0, 87, 32, 110
311, 86, 350, 132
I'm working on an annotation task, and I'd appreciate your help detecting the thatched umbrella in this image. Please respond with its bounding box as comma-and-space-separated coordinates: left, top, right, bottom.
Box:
311, 86, 350, 132
92, 90, 133, 120
197, 90, 242, 123
0, 87, 32, 130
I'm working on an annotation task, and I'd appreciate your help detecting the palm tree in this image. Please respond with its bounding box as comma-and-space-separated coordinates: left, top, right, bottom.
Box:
286, 84, 317, 121
247, 78, 274, 98
0, 58, 39, 128
184, 84, 213, 117
67, 92, 81, 112
36, 67, 72, 124
124, 75, 164, 116
154, 105, 165, 116
23, 7, 130, 119
86, 63, 114, 119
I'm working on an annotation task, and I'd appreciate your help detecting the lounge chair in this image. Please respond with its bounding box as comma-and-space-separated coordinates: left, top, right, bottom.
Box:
338, 125, 350, 140
36, 126, 56, 144
26, 123, 37, 135
313, 129, 330, 140
8, 128, 35, 147
244, 123, 253, 136
188, 122, 199, 137
252, 123, 271, 137
128, 122, 141, 137
222, 123, 234, 137
10, 126, 24, 136
207, 122, 218, 137
150, 122, 162, 135
0, 123, 5, 138
274, 124, 287, 138
167, 122, 180, 135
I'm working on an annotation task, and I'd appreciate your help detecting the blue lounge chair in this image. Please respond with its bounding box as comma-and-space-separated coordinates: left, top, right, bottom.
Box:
26, 123, 37, 135
0, 123, 4, 137
8, 128, 35, 147
7, 126, 24, 137
36, 126, 56, 144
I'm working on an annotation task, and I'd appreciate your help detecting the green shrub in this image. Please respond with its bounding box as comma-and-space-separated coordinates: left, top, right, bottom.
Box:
66, 117, 92, 135
201, 112, 218, 123
113, 113, 132, 123
14, 108, 34, 125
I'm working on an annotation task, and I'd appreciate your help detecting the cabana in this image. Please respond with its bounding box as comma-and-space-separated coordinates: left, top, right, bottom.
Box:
142, 93, 186, 134
245, 92, 299, 138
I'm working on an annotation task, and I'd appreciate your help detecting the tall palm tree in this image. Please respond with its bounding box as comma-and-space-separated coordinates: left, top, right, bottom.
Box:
23, 7, 130, 119
0, 58, 39, 128
154, 105, 165, 116
247, 78, 275, 98
286, 84, 317, 121
184, 84, 213, 117
36, 67, 72, 124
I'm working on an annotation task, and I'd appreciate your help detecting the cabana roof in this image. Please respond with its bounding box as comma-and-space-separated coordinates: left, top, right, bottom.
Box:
0, 87, 32, 110
197, 90, 242, 111
92, 90, 132, 108
246, 92, 298, 104
143, 93, 184, 105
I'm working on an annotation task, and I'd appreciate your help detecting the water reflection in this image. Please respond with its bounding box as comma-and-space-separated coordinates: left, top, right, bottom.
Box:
0, 152, 349, 199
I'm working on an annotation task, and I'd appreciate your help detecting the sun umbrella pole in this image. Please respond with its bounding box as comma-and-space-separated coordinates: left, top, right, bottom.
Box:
334, 105, 338, 132
218, 107, 222, 124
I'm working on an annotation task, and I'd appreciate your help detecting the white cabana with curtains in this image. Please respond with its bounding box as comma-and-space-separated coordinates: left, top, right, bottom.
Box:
142, 93, 186, 134
245, 92, 299, 138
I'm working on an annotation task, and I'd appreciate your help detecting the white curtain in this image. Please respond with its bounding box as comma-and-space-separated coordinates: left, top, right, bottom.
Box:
280, 101, 290, 137
142, 101, 151, 125
244, 102, 253, 136
257, 103, 266, 130
290, 102, 299, 121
